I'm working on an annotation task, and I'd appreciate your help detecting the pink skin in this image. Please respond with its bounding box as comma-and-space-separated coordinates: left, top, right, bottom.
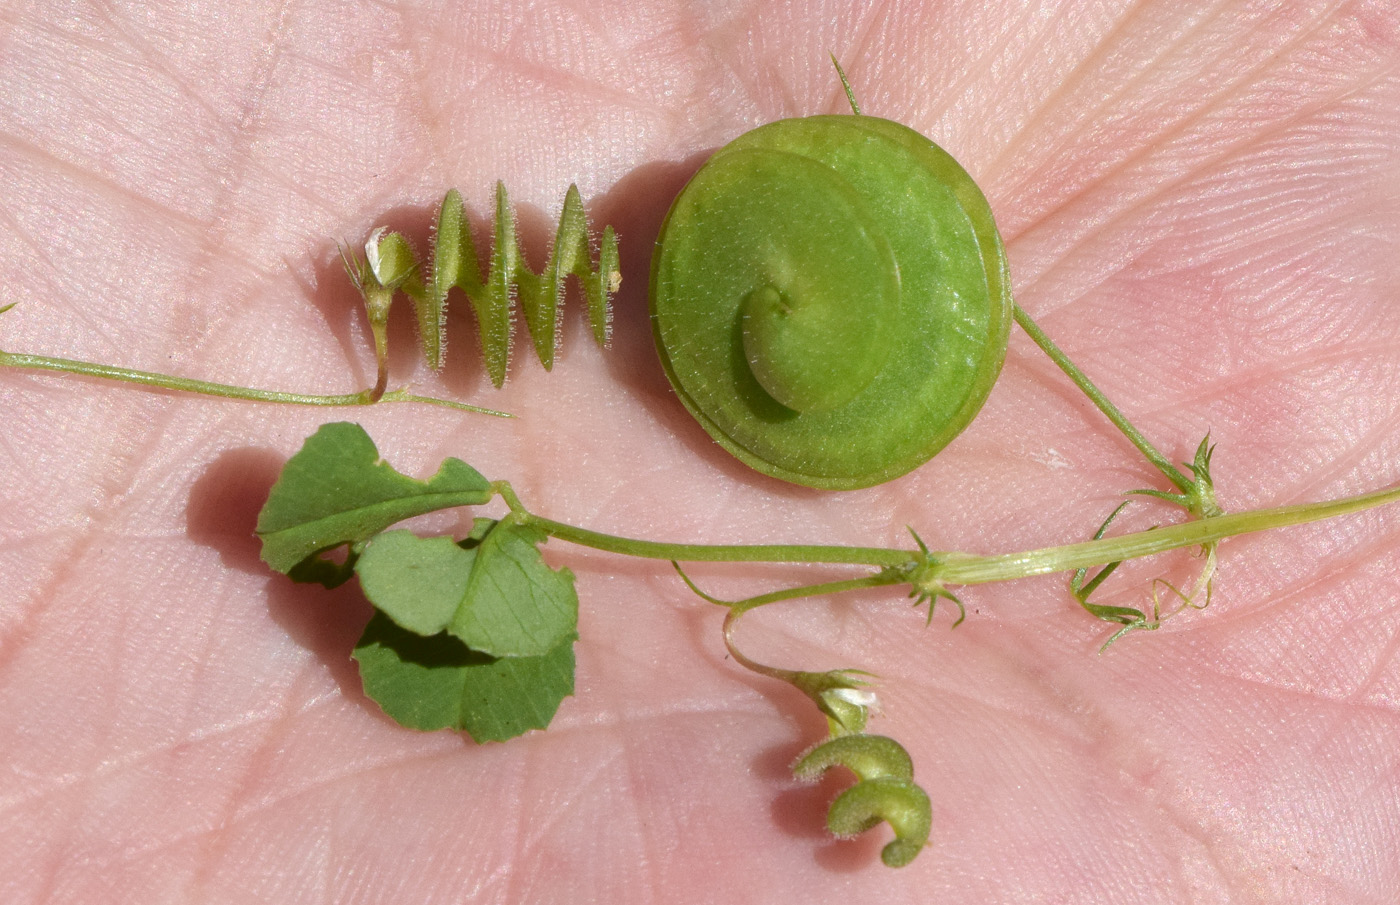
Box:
3, 3, 1399, 902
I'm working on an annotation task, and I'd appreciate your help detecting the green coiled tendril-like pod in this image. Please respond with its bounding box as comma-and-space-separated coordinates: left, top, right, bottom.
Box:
793, 734, 932, 868
717, 606, 933, 866
343, 182, 620, 396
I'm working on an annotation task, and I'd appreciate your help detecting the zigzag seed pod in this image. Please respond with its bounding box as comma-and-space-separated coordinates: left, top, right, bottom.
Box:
352, 182, 619, 389
650, 115, 1011, 489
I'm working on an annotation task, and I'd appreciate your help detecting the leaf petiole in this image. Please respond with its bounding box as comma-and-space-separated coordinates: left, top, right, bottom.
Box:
493, 482, 913, 567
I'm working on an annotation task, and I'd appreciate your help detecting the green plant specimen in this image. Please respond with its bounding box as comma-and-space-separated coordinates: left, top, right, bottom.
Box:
648, 60, 1215, 496
343, 183, 618, 395
0, 183, 619, 415
6, 63, 1399, 869
651, 112, 1010, 489
256, 421, 1400, 868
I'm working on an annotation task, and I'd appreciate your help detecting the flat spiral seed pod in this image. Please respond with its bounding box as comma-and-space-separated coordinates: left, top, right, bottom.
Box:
650, 115, 1012, 489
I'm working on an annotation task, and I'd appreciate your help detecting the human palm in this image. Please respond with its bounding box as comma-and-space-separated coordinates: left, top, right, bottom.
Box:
4, 3, 1398, 903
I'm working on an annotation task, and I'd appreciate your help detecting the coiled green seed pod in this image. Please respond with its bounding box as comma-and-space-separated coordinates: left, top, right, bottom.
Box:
793, 733, 932, 867
651, 115, 1011, 489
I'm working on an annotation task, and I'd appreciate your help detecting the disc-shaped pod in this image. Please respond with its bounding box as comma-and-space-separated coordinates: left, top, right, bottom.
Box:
650, 115, 1012, 489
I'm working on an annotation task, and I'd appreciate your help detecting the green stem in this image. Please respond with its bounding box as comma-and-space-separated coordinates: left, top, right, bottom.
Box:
932, 480, 1400, 584
1013, 304, 1192, 493
0, 350, 508, 416
503, 479, 1400, 595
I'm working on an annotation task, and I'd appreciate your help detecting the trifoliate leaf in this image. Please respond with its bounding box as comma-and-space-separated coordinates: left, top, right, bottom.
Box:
256, 422, 492, 584
355, 522, 578, 658
353, 612, 575, 741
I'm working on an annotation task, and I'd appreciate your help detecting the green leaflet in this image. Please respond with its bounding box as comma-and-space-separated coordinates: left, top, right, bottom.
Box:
354, 612, 575, 741
256, 422, 492, 585
355, 523, 578, 658
258, 423, 579, 742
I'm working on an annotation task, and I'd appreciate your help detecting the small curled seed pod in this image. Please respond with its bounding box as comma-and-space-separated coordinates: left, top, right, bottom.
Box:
650, 115, 1011, 489
826, 776, 932, 868
793, 733, 932, 867
792, 732, 913, 782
